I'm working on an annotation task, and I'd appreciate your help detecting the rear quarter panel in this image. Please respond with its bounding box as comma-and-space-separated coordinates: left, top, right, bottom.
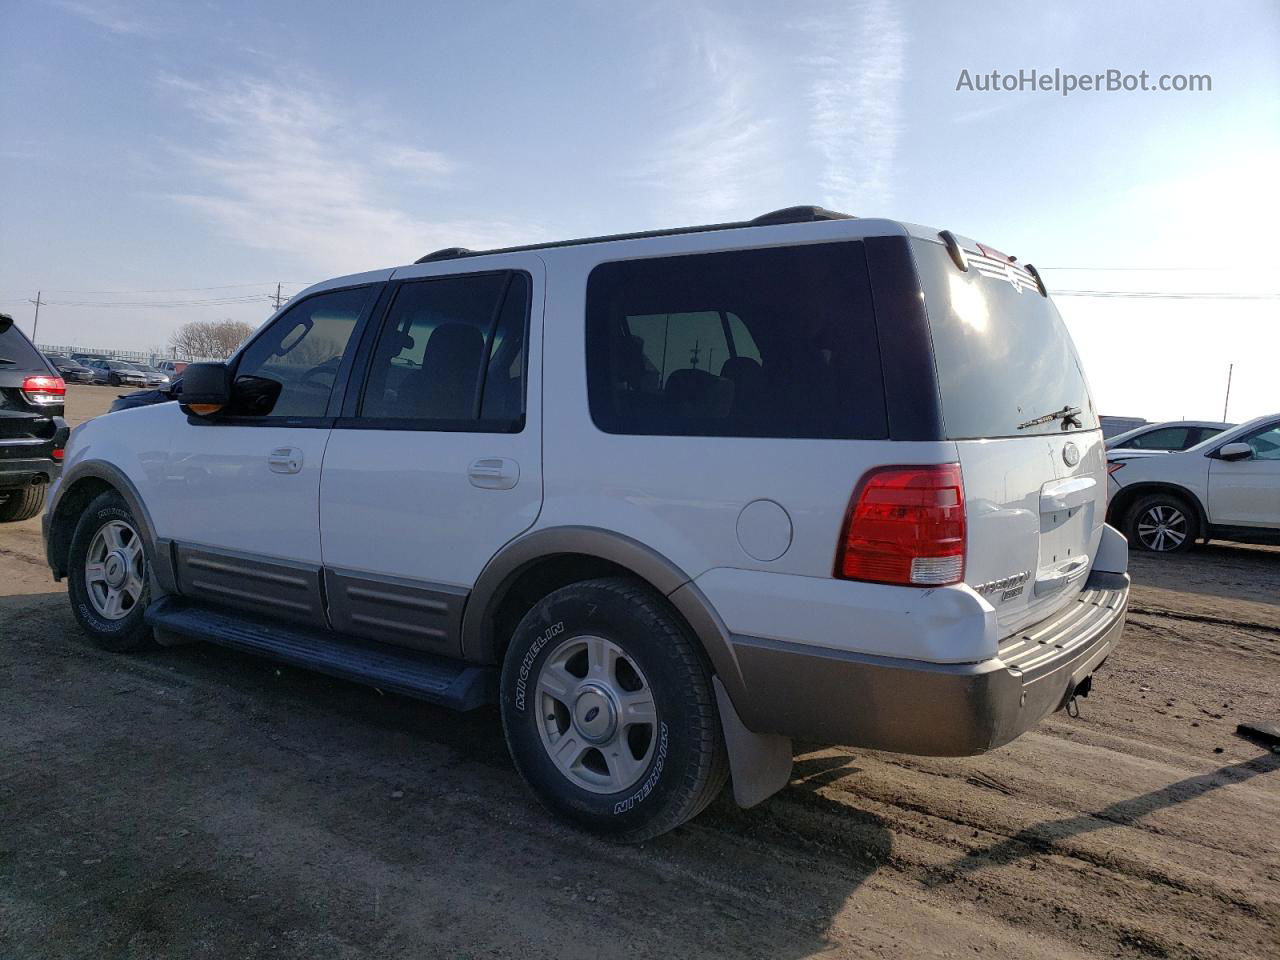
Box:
534, 220, 953, 584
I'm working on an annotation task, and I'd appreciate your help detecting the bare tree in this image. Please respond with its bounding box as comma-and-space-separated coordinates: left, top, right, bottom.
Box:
168, 319, 255, 360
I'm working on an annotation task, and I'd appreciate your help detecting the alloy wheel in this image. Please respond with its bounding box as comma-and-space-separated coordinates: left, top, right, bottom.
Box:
1137, 504, 1188, 552
534, 634, 658, 794
84, 519, 146, 619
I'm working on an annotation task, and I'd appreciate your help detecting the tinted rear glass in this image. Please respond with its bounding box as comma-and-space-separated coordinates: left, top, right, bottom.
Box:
0, 321, 47, 371
914, 239, 1098, 439
586, 242, 887, 439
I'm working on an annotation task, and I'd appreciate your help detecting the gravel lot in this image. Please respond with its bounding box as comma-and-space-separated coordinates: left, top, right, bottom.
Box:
2, 386, 1277, 959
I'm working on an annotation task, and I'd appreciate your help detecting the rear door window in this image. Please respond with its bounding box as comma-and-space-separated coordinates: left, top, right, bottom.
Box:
1127, 426, 1192, 450
0, 320, 47, 371
586, 242, 886, 439
914, 239, 1099, 439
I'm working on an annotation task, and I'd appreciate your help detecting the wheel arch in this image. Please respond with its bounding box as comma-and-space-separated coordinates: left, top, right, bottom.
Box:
1108, 482, 1208, 537
45, 461, 169, 588
461, 526, 747, 705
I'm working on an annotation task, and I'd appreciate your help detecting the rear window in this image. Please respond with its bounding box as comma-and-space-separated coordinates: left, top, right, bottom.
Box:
0, 320, 48, 371
586, 242, 887, 439
914, 239, 1098, 439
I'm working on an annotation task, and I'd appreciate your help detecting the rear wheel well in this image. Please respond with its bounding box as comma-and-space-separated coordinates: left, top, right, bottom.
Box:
47, 477, 114, 578
486, 553, 679, 665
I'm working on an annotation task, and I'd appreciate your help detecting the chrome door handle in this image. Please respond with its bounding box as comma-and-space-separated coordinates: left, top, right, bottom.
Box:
268, 447, 303, 474
468, 457, 520, 490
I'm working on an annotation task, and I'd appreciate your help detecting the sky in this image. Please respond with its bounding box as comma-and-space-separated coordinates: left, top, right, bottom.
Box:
1, 0, 1277, 423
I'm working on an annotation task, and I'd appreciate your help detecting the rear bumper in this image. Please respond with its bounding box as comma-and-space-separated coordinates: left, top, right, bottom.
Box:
729, 569, 1128, 755
0, 456, 61, 490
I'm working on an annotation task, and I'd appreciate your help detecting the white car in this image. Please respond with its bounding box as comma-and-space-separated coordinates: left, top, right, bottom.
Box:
1105, 419, 1232, 454
1107, 414, 1280, 552
42, 207, 1129, 841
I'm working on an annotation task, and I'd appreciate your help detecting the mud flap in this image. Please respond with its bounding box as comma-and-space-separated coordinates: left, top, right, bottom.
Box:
1093, 523, 1129, 575
713, 676, 793, 808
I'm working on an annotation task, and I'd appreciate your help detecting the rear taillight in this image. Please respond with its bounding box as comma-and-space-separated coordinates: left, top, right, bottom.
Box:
21, 375, 66, 405
51, 448, 65, 460
836, 464, 966, 586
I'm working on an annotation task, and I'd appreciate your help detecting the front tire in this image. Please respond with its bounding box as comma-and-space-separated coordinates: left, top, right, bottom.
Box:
0, 485, 46, 522
500, 577, 728, 843
67, 490, 154, 651
108, 373, 121, 386
1125, 492, 1197, 553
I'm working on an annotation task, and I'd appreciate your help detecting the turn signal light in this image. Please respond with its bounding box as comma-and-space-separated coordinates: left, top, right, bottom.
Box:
836, 464, 967, 586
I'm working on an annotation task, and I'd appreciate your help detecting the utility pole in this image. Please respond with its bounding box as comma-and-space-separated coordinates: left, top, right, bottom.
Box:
29, 291, 42, 344
1222, 363, 1234, 422
273, 282, 283, 311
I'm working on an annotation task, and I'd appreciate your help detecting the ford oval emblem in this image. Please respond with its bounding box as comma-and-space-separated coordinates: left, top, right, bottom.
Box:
1063, 442, 1080, 467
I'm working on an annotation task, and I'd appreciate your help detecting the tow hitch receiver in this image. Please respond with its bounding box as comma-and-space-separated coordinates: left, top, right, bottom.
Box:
1065, 674, 1093, 717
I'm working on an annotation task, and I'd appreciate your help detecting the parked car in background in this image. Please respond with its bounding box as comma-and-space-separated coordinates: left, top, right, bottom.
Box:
44, 207, 1129, 842
1106, 420, 1232, 453
109, 379, 180, 413
0, 313, 68, 521
130, 363, 171, 388
1100, 415, 1147, 439
1107, 413, 1280, 552
44, 354, 97, 384
155, 359, 188, 376
84, 359, 148, 387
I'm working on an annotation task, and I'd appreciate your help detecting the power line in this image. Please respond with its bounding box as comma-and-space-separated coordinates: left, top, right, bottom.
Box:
1052, 289, 1278, 300
0, 281, 316, 295
40, 295, 277, 308
1039, 266, 1241, 271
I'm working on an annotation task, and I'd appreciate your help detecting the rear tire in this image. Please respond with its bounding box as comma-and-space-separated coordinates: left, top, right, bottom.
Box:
500, 577, 728, 843
0, 485, 46, 522
67, 490, 154, 651
1125, 492, 1197, 554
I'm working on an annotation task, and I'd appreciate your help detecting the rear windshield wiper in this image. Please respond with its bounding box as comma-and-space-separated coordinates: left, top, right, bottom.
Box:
1017, 404, 1082, 431
0, 357, 16, 365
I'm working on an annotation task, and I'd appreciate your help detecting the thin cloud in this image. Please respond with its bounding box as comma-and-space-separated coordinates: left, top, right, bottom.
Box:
381, 146, 454, 179
803, 0, 907, 214
629, 11, 775, 223
160, 73, 534, 274
52, 0, 164, 37
951, 100, 1020, 126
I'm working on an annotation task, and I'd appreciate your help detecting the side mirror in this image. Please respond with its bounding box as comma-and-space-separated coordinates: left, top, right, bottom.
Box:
179, 362, 231, 417
1215, 442, 1253, 462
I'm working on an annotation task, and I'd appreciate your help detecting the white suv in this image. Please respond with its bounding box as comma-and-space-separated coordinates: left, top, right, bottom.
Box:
43, 207, 1129, 841
1107, 413, 1280, 552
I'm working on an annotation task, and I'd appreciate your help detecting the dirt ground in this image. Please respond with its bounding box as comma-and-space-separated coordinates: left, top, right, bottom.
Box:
2, 386, 1277, 959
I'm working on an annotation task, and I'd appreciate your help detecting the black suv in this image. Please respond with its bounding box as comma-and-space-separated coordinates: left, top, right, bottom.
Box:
0, 313, 69, 521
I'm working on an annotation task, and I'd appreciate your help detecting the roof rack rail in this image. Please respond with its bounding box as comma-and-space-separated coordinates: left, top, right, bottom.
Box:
410, 204, 855, 264
750, 205, 853, 225
414, 247, 474, 264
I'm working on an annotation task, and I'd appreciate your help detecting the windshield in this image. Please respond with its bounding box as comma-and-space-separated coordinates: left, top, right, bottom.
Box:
914, 238, 1099, 439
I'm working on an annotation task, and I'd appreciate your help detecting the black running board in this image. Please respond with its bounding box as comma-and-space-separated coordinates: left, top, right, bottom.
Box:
145, 597, 496, 711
